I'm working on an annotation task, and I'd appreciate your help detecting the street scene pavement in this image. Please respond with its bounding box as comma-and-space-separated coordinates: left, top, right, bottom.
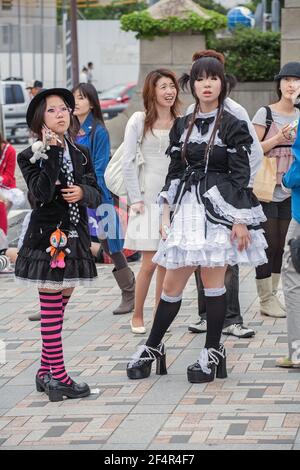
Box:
1, 180, 300, 450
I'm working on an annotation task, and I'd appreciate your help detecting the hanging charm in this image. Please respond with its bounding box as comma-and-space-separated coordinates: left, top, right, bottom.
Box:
46, 228, 71, 269
30, 141, 49, 164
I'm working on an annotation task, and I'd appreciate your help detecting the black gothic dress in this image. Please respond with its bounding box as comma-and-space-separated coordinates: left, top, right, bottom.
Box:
153, 109, 268, 269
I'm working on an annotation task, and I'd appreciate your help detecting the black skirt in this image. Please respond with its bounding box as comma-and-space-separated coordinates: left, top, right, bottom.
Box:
15, 231, 97, 290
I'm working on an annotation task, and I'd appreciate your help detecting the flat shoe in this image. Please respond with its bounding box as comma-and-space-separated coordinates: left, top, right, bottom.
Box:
130, 319, 146, 334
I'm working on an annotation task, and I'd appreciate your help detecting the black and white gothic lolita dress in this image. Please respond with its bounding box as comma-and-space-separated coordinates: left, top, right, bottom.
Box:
153, 109, 268, 269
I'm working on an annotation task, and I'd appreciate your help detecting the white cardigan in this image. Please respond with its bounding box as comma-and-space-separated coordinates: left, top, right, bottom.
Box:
122, 111, 145, 205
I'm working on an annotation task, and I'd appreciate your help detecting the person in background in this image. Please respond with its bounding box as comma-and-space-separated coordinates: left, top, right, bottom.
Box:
0, 192, 36, 270
277, 84, 300, 368
122, 69, 181, 334
0, 131, 17, 234
252, 62, 300, 318
73, 83, 135, 315
26, 80, 43, 99
80, 67, 88, 83
87, 62, 94, 84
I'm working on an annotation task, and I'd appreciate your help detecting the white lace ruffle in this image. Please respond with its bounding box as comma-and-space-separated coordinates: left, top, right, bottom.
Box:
152, 220, 268, 269
128, 345, 155, 368
178, 110, 223, 146
197, 349, 212, 375
203, 185, 267, 226
157, 179, 180, 210
14, 276, 96, 289
179, 126, 225, 147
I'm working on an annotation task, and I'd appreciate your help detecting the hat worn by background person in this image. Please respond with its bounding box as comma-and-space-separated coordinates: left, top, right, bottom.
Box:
26, 80, 43, 90
274, 62, 300, 81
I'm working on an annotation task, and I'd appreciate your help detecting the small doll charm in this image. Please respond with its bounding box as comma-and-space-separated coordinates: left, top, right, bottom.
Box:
46, 228, 71, 269
30, 141, 49, 164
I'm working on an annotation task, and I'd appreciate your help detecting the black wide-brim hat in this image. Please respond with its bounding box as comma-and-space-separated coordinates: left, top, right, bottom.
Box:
274, 62, 300, 81
26, 88, 75, 127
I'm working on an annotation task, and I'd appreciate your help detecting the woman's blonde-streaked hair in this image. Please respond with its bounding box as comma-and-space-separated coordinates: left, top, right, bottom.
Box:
142, 69, 181, 138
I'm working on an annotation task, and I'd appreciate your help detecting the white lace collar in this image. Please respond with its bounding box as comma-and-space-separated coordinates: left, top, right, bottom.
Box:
180, 108, 224, 147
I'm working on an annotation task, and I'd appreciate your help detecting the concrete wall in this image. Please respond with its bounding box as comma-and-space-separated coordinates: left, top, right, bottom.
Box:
230, 82, 277, 119
138, 33, 205, 86
281, 0, 300, 65
77, 20, 139, 92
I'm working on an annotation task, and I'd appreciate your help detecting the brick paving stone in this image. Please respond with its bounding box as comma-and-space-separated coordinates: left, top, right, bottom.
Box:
1, 261, 300, 448
43, 426, 70, 438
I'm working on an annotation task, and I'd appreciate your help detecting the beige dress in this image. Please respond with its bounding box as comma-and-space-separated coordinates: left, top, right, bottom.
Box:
124, 129, 170, 251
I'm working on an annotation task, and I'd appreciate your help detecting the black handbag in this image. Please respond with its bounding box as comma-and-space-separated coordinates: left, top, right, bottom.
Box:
289, 236, 300, 274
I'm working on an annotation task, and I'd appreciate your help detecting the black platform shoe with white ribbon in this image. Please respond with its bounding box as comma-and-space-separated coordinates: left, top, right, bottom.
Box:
127, 343, 167, 380
187, 344, 227, 384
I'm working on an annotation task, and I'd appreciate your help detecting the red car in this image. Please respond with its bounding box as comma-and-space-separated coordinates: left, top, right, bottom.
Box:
99, 82, 137, 120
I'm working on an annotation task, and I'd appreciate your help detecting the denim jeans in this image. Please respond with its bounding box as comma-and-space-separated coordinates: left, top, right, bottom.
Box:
194, 264, 243, 327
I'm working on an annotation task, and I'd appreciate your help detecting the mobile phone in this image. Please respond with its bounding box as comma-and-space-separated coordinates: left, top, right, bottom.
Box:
288, 119, 299, 140
42, 125, 62, 144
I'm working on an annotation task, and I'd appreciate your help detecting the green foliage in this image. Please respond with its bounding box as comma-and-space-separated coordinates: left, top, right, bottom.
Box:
194, 0, 228, 15
79, 1, 147, 20
120, 10, 227, 39
207, 27, 281, 82
57, 1, 147, 24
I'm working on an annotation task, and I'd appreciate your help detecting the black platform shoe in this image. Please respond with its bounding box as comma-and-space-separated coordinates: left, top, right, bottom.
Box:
187, 344, 227, 384
127, 343, 167, 380
47, 378, 91, 402
35, 372, 52, 393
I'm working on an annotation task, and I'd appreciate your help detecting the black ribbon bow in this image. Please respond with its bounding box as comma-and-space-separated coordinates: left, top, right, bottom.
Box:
194, 117, 215, 135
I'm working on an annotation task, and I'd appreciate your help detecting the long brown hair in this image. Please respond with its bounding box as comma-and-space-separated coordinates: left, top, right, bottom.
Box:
179, 51, 227, 165
142, 69, 181, 138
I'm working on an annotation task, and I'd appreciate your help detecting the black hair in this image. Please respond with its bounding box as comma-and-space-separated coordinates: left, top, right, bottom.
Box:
72, 83, 106, 138
179, 57, 227, 164
29, 97, 80, 142
276, 80, 282, 100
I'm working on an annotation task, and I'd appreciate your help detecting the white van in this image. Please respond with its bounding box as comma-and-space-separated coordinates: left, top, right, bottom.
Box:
0, 77, 29, 143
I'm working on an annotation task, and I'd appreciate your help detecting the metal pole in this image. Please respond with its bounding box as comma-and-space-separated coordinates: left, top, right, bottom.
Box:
271, 0, 280, 32
33, 24, 36, 80
262, 0, 267, 32
41, 0, 44, 83
9, 24, 12, 77
54, 24, 57, 87
18, 0, 23, 78
70, 0, 79, 88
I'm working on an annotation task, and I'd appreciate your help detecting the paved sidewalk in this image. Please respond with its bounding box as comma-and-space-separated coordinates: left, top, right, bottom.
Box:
0, 263, 300, 450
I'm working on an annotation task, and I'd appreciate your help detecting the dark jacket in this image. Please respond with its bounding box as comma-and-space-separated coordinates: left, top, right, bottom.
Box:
17, 140, 102, 251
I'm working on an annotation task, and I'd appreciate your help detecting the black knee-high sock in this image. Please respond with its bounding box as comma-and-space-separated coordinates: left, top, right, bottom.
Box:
146, 297, 182, 347
205, 293, 227, 350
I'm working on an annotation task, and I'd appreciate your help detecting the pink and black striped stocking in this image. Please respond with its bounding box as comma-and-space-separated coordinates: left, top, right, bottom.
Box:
38, 291, 72, 384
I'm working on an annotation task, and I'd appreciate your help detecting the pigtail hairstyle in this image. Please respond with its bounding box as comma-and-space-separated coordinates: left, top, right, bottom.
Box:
180, 50, 228, 165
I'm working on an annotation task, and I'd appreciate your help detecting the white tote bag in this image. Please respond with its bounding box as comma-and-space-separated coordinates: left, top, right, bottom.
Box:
104, 142, 145, 197
104, 113, 145, 197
